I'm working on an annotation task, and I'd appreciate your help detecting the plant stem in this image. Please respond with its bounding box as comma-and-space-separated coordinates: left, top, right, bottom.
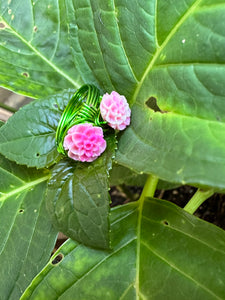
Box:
139, 174, 159, 203
0, 102, 17, 113
183, 188, 214, 214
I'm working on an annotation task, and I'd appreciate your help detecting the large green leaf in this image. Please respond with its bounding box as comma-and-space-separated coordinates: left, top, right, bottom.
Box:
1, 0, 225, 189
116, 106, 225, 192
0, 155, 58, 300
0, 1, 82, 97
46, 134, 117, 249
63, 0, 225, 191
0, 89, 75, 168
21, 198, 225, 299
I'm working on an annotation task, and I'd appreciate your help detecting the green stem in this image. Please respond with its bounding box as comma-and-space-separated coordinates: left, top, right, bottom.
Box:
0, 102, 17, 113
183, 188, 214, 214
139, 174, 159, 204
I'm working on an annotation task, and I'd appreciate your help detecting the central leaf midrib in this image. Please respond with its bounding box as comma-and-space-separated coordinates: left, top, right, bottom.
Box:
132, 0, 203, 104
2, 17, 79, 89
0, 174, 50, 202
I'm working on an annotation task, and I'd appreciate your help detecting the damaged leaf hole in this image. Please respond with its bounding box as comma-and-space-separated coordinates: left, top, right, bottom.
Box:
145, 97, 168, 113
51, 253, 64, 265
145, 97, 161, 112
36, 153, 40, 157
0, 22, 6, 29
22, 72, 29, 78
19, 209, 24, 213
33, 26, 37, 32
162, 220, 169, 226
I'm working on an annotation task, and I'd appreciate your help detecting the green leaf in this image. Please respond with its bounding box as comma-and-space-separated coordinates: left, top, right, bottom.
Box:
46, 134, 117, 249
0, 1, 82, 98
0, 154, 57, 300
112, 1, 225, 191
21, 198, 225, 299
116, 106, 225, 192
109, 163, 180, 190
1, 1, 225, 189
109, 163, 147, 187
66, 0, 225, 190
0, 89, 75, 168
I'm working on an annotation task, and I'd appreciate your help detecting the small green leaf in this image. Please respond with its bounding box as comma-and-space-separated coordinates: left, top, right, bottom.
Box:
46, 134, 117, 249
21, 198, 225, 299
0, 155, 57, 300
0, 89, 75, 168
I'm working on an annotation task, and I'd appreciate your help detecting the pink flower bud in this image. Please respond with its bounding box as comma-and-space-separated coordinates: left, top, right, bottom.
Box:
63, 123, 106, 162
100, 91, 131, 130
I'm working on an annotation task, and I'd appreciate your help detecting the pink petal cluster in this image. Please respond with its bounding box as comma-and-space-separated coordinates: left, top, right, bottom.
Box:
100, 91, 131, 130
63, 123, 106, 162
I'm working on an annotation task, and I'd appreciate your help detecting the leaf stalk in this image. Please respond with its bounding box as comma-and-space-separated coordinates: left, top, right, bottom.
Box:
183, 188, 214, 214
0, 102, 17, 113
139, 174, 159, 203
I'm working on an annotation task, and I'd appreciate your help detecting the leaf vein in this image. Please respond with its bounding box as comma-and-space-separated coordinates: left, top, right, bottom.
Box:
58, 237, 136, 298
0, 174, 49, 202
141, 240, 222, 300
112, 0, 138, 82
132, 0, 204, 102
0, 17, 79, 89
142, 214, 225, 255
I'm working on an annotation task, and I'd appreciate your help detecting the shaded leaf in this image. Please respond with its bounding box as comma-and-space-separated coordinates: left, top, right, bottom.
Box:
0, 89, 75, 168
46, 134, 117, 249
0, 155, 57, 300
21, 198, 225, 299
109, 163, 180, 190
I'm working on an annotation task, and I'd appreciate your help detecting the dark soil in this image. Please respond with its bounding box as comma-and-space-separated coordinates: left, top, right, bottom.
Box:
110, 185, 225, 230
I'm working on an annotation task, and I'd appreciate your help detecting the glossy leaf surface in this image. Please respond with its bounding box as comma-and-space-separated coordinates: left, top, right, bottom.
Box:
46, 134, 116, 249
0, 155, 57, 300
21, 198, 225, 299
0, 89, 75, 168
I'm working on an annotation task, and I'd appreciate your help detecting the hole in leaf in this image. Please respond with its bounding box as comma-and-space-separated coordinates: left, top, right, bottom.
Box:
145, 97, 168, 114
51, 253, 64, 265
19, 209, 24, 213
22, 72, 29, 78
33, 26, 37, 32
162, 220, 169, 226
0, 22, 6, 29
145, 97, 161, 112
53, 103, 58, 109
36, 153, 40, 157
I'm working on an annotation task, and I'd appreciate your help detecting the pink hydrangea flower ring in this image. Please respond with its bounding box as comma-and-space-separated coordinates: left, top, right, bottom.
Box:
63, 123, 106, 162
56, 85, 132, 162
100, 91, 131, 130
